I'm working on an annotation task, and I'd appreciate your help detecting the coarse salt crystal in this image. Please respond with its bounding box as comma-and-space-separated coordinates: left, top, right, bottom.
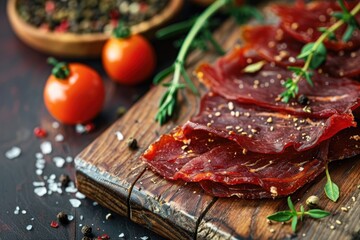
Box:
69, 199, 81, 208
53, 157, 65, 168
26, 225, 33, 231
35, 153, 43, 159
75, 192, 86, 199
66, 156, 73, 163
67, 215, 74, 221
35, 169, 43, 176
34, 187, 47, 197
52, 121, 60, 129
21, 210, 27, 214
5, 147, 21, 160
75, 124, 86, 134
33, 181, 45, 187
119, 233, 125, 237
80, 215, 84, 220
55, 134, 64, 142
115, 131, 124, 141
40, 141, 52, 155
140, 236, 149, 240
93, 202, 98, 206
65, 182, 78, 193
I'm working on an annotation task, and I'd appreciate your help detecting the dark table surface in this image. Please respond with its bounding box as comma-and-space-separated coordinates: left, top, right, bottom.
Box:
0, 1, 202, 239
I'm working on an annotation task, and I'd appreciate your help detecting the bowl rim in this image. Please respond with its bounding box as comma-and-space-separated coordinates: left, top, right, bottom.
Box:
7, 0, 183, 43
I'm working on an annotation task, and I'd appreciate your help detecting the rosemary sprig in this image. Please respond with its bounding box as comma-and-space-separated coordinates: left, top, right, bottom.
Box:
154, 0, 230, 124
267, 197, 330, 233
280, 0, 360, 103
154, 0, 261, 124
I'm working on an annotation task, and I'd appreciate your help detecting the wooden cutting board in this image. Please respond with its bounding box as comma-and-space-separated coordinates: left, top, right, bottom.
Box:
75, 19, 360, 240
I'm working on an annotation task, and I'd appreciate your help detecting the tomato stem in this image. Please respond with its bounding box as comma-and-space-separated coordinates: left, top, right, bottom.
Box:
47, 57, 70, 79
113, 21, 131, 39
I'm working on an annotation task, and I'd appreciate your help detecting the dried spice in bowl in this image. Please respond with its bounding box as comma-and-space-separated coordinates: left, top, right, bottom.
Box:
16, 0, 169, 34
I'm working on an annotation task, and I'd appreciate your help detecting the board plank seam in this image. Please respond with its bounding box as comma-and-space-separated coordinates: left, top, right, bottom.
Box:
127, 167, 148, 219
194, 197, 218, 240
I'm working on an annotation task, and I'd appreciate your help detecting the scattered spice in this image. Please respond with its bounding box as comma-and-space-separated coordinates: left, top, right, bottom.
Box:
57, 211, 68, 224
116, 106, 127, 118
341, 207, 348, 212
105, 213, 112, 220
330, 225, 335, 230
59, 174, 70, 187
17, 0, 169, 34
98, 234, 110, 239
306, 195, 319, 208
50, 220, 59, 228
127, 137, 138, 150
5, 146, 21, 160
297, 94, 309, 105
335, 220, 342, 225
34, 127, 47, 138
81, 225, 92, 236
85, 123, 95, 133
26, 225, 33, 231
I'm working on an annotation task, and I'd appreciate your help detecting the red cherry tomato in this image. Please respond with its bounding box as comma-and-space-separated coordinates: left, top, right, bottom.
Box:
102, 34, 156, 85
44, 59, 105, 124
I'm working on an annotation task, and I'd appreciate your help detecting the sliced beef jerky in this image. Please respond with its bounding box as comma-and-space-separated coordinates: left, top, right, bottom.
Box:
178, 93, 355, 153
197, 47, 360, 118
242, 25, 360, 78
271, 1, 360, 51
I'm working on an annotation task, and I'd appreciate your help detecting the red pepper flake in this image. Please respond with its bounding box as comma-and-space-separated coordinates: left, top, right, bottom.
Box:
34, 127, 47, 138
50, 220, 59, 228
98, 234, 110, 239
85, 123, 95, 133
45, 1, 56, 14
109, 9, 120, 20
55, 20, 69, 33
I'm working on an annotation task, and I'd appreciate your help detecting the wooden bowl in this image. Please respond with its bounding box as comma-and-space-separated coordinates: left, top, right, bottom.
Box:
7, 0, 183, 58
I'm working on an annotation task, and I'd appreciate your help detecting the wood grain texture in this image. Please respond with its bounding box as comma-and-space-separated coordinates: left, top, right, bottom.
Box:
75, 16, 360, 240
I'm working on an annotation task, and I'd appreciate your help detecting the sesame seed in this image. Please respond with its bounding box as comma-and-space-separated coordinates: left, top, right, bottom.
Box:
214, 112, 221, 117
270, 126, 274, 131
251, 129, 257, 134
352, 196, 356, 202
228, 102, 234, 111
291, 22, 299, 30
267, 117, 273, 123
330, 225, 335, 230
335, 220, 342, 225
341, 207, 349, 212
242, 149, 247, 155
269, 228, 275, 233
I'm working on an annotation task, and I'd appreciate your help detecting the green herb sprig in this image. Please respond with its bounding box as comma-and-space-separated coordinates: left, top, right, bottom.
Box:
153, 0, 262, 124
280, 0, 360, 103
267, 197, 330, 233
324, 164, 340, 202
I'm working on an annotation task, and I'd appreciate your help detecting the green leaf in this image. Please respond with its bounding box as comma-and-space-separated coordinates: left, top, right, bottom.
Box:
324, 166, 340, 202
243, 61, 266, 73
291, 215, 298, 233
342, 24, 355, 42
306, 209, 331, 219
153, 65, 175, 84
304, 71, 314, 87
267, 211, 293, 222
297, 43, 315, 59
180, 67, 199, 95
332, 12, 344, 20
287, 196, 296, 214
229, 5, 264, 25
309, 43, 327, 69
317, 27, 337, 41
300, 205, 305, 221
288, 66, 303, 75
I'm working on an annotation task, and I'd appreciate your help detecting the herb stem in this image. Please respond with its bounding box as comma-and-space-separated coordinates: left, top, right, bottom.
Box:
155, 0, 231, 124
292, 2, 360, 85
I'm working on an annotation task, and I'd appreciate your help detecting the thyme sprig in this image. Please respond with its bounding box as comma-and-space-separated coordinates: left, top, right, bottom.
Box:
267, 197, 330, 233
280, 0, 360, 103
154, 0, 261, 124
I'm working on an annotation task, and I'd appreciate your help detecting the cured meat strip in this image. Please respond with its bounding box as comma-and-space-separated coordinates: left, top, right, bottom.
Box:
242, 25, 360, 78
142, 127, 328, 199
271, 1, 360, 51
197, 48, 360, 118
178, 93, 355, 153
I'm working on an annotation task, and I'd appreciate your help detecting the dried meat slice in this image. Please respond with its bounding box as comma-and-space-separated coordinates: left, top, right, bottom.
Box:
242, 25, 360, 78
178, 93, 355, 153
271, 1, 360, 51
142, 126, 329, 199
197, 47, 360, 118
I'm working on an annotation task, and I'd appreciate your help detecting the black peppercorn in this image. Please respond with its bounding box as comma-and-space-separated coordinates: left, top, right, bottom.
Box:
297, 94, 309, 105
59, 174, 71, 187
56, 211, 68, 224
127, 137, 138, 150
81, 225, 92, 236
